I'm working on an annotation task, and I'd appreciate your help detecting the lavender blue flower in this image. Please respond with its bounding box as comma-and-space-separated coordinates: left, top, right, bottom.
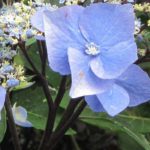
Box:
85, 65, 150, 116
31, 3, 137, 98
6, 78, 20, 87
1, 65, 14, 74
0, 86, 6, 119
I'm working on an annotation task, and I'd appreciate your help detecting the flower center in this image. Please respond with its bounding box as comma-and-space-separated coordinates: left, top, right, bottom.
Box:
85, 42, 100, 56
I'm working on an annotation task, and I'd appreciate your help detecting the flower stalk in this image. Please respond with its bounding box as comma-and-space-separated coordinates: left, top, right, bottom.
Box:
5, 92, 22, 150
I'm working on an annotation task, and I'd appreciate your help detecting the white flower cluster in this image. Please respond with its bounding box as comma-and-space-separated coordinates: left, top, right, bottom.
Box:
0, 1, 57, 89
0, 60, 25, 88
0, 2, 38, 45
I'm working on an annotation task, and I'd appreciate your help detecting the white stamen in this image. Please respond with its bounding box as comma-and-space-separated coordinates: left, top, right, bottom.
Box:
85, 42, 100, 56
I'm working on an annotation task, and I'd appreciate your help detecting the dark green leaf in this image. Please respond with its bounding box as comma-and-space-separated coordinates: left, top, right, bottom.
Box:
0, 109, 7, 142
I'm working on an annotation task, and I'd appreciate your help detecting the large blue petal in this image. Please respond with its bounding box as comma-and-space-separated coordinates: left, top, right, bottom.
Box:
117, 64, 150, 106
0, 86, 6, 113
68, 47, 113, 98
79, 3, 135, 46
97, 84, 129, 116
31, 8, 51, 32
85, 95, 105, 112
90, 41, 137, 79
43, 5, 86, 75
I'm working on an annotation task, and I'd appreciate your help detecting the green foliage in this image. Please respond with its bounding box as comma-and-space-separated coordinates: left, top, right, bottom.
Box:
118, 133, 144, 150
12, 83, 75, 135
0, 109, 7, 142
25, 38, 36, 47
80, 107, 150, 150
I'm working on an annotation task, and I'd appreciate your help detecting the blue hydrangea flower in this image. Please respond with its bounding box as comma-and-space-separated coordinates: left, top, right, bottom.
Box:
1, 65, 14, 74
85, 65, 150, 116
12, 104, 32, 127
6, 78, 20, 87
0, 87, 6, 119
31, 3, 137, 98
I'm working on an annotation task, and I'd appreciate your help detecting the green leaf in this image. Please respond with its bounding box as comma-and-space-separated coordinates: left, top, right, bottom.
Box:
12, 84, 75, 135
118, 133, 144, 150
12, 84, 48, 129
80, 108, 150, 133
25, 38, 36, 47
0, 109, 7, 142
80, 108, 150, 150
12, 81, 35, 91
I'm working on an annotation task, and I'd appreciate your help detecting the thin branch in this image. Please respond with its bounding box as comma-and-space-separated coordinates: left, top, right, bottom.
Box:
37, 40, 47, 76
18, 41, 55, 150
5, 93, 22, 150
18, 41, 39, 75
48, 100, 86, 150
38, 76, 67, 150
54, 76, 67, 109
55, 98, 82, 132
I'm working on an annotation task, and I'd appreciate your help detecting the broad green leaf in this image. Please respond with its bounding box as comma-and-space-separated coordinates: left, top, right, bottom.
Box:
12, 84, 75, 135
80, 108, 150, 150
0, 109, 7, 142
80, 108, 150, 133
118, 133, 144, 150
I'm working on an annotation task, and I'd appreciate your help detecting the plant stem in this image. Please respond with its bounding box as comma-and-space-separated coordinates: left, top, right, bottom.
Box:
18, 41, 55, 150
70, 135, 81, 150
38, 76, 68, 150
48, 100, 86, 150
18, 41, 39, 75
37, 40, 47, 76
5, 93, 22, 150
54, 76, 67, 109
55, 98, 82, 132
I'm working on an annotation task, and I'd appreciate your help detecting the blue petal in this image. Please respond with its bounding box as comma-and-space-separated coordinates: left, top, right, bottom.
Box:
68, 47, 113, 98
90, 41, 137, 79
43, 6, 85, 75
79, 3, 134, 46
12, 106, 32, 127
0, 86, 6, 112
15, 120, 32, 127
97, 84, 129, 116
117, 64, 150, 106
31, 8, 49, 32
7, 78, 20, 87
85, 95, 105, 112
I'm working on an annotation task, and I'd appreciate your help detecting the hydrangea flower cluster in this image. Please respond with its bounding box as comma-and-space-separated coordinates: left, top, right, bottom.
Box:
0, 2, 38, 45
0, 51, 25, 121
0, 1, 58, 127
0, 1, 42, 125
32, 3, 150, 116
